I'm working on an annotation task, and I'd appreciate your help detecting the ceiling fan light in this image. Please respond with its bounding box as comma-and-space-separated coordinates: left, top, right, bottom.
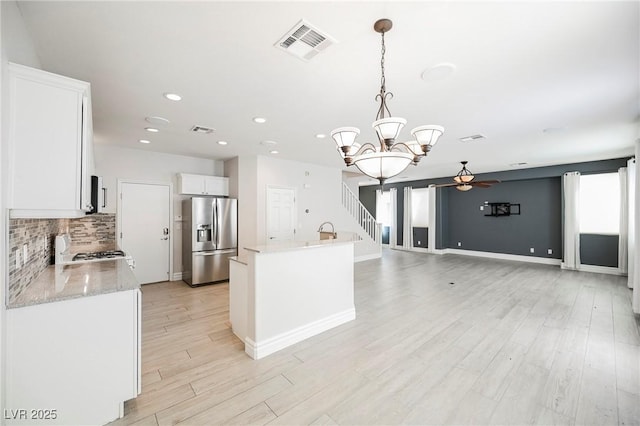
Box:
331, 127, 360, 148
456, 184, 473, 191
411, 125, 445, 149
453, 174, 475, 183
372, 117, 407, 141
353, 151, 414, 182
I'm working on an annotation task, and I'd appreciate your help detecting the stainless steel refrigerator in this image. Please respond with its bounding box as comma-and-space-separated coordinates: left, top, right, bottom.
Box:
182, 197, 237, 286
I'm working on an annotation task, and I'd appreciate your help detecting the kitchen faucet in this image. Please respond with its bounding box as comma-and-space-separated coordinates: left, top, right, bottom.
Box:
317, 222, 337, 239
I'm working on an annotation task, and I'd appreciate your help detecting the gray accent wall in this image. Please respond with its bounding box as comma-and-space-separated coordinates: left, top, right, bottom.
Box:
446, 178, 561, 258
359, 158, 628, 265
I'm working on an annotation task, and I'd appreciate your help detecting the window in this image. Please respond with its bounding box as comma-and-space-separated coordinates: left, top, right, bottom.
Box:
579, 173, 620, 234
376, 191, 391, 226
411, 188, 430, 227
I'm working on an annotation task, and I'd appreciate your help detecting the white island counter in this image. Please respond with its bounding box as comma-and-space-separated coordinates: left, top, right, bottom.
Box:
230, 237, 356, 359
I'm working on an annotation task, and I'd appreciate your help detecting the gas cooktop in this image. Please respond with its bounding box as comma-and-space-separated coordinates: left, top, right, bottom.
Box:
72, 250, 126, 261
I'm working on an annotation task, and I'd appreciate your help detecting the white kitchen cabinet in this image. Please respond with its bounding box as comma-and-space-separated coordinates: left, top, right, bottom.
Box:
177, 173, 229, 196
5, 289, 141, 426
8, 63, 94, 218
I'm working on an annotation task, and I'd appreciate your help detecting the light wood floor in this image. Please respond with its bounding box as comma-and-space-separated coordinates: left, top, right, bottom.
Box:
110, 249, 640, 426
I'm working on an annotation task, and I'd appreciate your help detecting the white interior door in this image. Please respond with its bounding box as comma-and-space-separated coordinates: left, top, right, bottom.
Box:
119, 182, 171, 284
266, 186, 296, 243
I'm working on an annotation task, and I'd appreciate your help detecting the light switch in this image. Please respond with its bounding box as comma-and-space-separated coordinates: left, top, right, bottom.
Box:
15, 250, 21, 269
23, 244, 29, 263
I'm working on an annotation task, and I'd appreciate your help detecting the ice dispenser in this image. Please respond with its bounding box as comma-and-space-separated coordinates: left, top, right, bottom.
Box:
196, 224, 211, 242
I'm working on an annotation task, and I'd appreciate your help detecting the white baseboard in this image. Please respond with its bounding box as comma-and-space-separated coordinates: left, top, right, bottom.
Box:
355, 252, 382, 262
244, 308, 356, 360
171, 272, 183, 281
443, 248, 562, 266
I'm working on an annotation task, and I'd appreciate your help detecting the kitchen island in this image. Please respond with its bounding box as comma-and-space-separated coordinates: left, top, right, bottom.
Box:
229, 237, 356, 359
5, 259, 141, 426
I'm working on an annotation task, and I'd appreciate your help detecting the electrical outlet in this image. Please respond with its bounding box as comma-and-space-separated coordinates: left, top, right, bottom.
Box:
23, 244, 29, 263
480, 206, 484, 211
417, 240, 421, 245
457, 242, 462, 247
15, 250, 21, 269
530, 247, 535, 253
548, 248, 553, 255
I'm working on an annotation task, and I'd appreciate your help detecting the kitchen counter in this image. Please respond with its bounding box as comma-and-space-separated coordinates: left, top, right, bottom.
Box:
245, 234, 361, 254
8, 258, 139, 309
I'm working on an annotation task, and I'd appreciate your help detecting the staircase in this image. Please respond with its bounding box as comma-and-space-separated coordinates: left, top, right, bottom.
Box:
342, 182, 382, 245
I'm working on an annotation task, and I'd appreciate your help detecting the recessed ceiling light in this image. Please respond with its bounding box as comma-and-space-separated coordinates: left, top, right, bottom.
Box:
145, 116, 170, 126
139, 139, 151, 144
315, 134, 327, 139
421, 63, 456, 82
145, 127, 159, 133
270, 150, 279, 154
163, 93, 182, 101
261, 140, 277, 146
217, 141, 228, 145
253, 117, 267, 124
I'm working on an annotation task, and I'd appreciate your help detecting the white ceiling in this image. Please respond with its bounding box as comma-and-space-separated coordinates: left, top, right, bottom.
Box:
16, 1, 640, 184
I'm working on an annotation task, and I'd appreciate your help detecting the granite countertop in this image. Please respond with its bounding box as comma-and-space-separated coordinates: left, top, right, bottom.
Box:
8, 258, 139, 309
245, 233, 361, 254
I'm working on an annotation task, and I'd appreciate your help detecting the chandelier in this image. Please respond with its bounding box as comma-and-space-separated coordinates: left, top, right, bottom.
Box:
331, 19, 444, 185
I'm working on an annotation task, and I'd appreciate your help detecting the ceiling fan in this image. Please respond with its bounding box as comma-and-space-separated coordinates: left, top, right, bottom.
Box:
434, 161, 501, 191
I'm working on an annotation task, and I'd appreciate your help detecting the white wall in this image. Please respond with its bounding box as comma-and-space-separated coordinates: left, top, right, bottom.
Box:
1, 0, 42, 417
254, 155, 356, 245
224, 157, 239, 198
94, 144, 224, 275
237, 156, 258, 256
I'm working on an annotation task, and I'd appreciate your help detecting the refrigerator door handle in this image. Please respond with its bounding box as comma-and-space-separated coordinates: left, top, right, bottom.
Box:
194, 249, 236, 256
213, 200, 218, 248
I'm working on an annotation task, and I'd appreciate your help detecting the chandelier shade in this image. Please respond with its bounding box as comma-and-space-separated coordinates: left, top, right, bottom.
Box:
331, 127, 360, 150
353, 151, 415, 183
373, 117, 407, 143
411, 125, 445, 152
329, 19, 444, 184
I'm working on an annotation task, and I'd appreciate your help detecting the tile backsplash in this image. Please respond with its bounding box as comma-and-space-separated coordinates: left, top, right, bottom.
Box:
67, 214, 116, 253
7, 213, 116, 304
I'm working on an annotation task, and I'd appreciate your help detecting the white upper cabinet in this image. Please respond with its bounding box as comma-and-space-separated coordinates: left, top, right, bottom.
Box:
177, 173, 229, 196
8, 63, 94, 218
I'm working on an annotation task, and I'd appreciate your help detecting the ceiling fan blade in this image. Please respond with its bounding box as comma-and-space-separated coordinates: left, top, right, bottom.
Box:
433, 183, 460, 188
471, 182, 493, 188
470, 179, 501, 188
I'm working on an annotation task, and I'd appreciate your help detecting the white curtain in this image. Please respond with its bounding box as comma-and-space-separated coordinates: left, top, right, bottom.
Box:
403, 187, 413, 250
389, 187, 398, 249
563, 172, 581, 270
628, 159, 636, 289
619, 167, 629, 274
428, 185, 437, 253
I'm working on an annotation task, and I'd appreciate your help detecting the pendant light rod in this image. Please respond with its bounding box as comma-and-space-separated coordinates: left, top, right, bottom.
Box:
374, 19, 393, 122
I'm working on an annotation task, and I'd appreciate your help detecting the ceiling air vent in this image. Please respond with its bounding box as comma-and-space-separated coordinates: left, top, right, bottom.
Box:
275, 19, 336, 61
459, 134, 486, 143
190, 125, 215, 134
